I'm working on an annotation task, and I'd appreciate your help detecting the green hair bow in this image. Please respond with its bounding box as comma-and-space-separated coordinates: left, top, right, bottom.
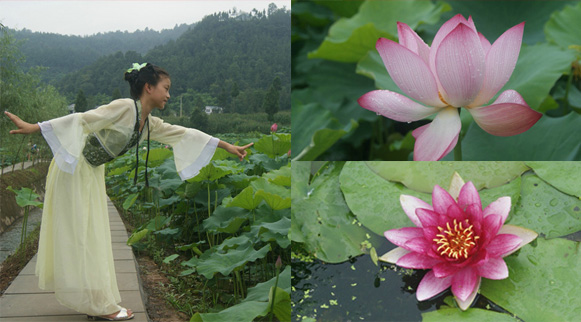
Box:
127, 63, 147, 73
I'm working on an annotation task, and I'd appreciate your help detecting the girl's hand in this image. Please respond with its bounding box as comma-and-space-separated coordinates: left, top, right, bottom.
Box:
228, 142, 254, 161
4, 111, 40, 134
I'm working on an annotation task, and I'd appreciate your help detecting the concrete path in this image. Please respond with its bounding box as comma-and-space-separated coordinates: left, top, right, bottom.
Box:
0, 198, 149, 321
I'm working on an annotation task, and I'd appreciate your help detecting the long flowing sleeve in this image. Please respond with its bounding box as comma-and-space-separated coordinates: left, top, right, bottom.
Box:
148, 116, 219, 180
38, 99, 135, 174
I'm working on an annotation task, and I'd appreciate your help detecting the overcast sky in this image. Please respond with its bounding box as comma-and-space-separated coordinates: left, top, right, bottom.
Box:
0, 1, 290, 36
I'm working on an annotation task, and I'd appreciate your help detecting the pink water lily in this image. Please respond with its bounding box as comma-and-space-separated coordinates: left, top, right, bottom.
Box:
358, 14, 542, 160
380, 174, 537, 310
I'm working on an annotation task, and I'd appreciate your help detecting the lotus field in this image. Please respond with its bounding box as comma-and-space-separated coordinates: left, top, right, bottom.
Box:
104, 132, 291, 321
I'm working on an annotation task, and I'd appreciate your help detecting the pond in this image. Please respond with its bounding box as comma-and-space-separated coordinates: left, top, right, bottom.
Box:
291, 240, 513, 322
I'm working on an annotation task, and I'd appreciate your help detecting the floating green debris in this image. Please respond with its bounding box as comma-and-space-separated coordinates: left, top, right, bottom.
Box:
352, 296, 357, 301
330, 299, 338, 306
320, 304, 329, 309
351, 283, 357, 287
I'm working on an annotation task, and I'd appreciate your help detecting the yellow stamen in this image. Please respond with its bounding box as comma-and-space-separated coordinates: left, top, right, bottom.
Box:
433, 219, 480, 260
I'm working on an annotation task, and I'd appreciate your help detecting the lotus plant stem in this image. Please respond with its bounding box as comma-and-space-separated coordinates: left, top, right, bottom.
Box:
564, 66, 573, 115
454, 109, 462, 161
269, 257, 282, 322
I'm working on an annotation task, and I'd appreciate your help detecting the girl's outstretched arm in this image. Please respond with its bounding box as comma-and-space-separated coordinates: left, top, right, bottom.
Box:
4, 111, 40, 135
218, 141, 254, 161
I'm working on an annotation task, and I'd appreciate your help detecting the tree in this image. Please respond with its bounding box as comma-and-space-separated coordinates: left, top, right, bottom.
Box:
112, 88, 121, 100
231, 81, 240, 113
189, 105, 209, 133
75, 89, 88, 112
262, 77, 280, 121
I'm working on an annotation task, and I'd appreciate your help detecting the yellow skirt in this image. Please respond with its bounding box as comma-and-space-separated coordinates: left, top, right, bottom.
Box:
35, 158, 122, 315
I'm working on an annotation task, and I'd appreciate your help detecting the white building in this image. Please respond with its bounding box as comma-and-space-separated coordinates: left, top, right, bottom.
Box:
204, 106, 224, 114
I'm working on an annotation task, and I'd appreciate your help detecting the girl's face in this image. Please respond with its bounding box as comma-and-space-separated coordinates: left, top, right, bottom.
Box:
146, 76, 171, 109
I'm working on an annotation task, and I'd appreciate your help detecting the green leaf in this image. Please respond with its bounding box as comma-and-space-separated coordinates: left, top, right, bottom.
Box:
526, 162, 581, 197
480, 238, 581, 322
364, 161, 529, 193
422, 308, 518, 322
295, 120, 359, 161
6, 186, 43, 208
227, 186, 263, 210
188, 162, 232, 182
291, 161, 373, 263
500, 43, 576, 111
251, 177, 290, 200
255, 189, 291, 210
356, 50, 405, 94
122, 193, 139, 210
253, 217, 291, 249
163, 254, 179, 264
545, 1, 581, 49
190, 301, 269, 322
309, 0, 450, 62
245, 266, 291, 302
269, 286, 291, 322
195, 244, 271, 279
127, 229, 149, 246
144, 148, 173, 167
262, 164, 291, 187
461, 113, 581, 161
254, 133, 291, 158
509, 173, 581, 239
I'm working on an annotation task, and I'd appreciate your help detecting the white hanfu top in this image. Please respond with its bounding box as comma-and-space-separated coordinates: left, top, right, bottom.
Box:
38, 98, 218, 179
35, 98, 217, 315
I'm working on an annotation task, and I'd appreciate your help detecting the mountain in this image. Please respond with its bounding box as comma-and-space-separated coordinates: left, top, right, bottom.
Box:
12, 24, 192, 81
56, 7, 291, 113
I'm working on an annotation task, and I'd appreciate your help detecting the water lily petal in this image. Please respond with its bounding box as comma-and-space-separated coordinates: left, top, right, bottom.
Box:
477, 257, 509, 280
446, 203, 468, 222
448, 172, 465, 200
458, 182, 482, 211
486, 233, 522, 258
416, 208, 440, 227
435, 23, 485, 107
384, 227, 425, 248
416, 270, 453, 301
478, 32, 491, 54
468, 90, 542, 136
483, 196, 511, 224
497, 224, 538, 256
455, 277, 481, 311
404, 237, 433, 255
480, 214, 503, 246
400, 194, 432, 227
397, 252, 442, 269
376, 38, 446, 107
433, 262, 461, 278
451, 267, 479, 301
397, 22, 430, 65
413, 107, 461, 161
432, 185, 457, 215
465, 203, 483, 228
358, 90, 438, 122
470, 23, 525, 107
379, 247, 410, 264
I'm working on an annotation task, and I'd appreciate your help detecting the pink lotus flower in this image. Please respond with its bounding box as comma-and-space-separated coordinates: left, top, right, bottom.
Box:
380, 173, 537, 310
358, 14, 542, 160
271, 123, 278, 133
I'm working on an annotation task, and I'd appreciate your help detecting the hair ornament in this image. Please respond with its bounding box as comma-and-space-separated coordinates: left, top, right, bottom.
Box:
127, 62, 147, 73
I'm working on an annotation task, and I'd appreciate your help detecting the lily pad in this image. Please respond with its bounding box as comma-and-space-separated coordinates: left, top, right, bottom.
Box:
195, 244, 271, 279
526, 161, 581, 197
291, 161, 372, 263
480, 238, 581, 322
364, 161, 529, 193
422, 308, 518, 322
339, 161, 431, 236
509, 173, 581, 239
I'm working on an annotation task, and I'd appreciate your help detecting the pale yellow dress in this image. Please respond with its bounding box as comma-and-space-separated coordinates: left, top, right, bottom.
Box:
36, 98, 218, 315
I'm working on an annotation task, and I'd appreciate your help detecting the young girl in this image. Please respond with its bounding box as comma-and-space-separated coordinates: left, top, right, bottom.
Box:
4, 63, 253, 321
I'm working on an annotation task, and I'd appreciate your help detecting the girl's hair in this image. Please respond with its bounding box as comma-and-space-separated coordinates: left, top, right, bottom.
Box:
123, 63, 170, 100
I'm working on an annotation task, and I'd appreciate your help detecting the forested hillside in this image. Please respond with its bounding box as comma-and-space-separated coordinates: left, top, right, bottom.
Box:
56, 7, 291, 115
13, 24, 191, 81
